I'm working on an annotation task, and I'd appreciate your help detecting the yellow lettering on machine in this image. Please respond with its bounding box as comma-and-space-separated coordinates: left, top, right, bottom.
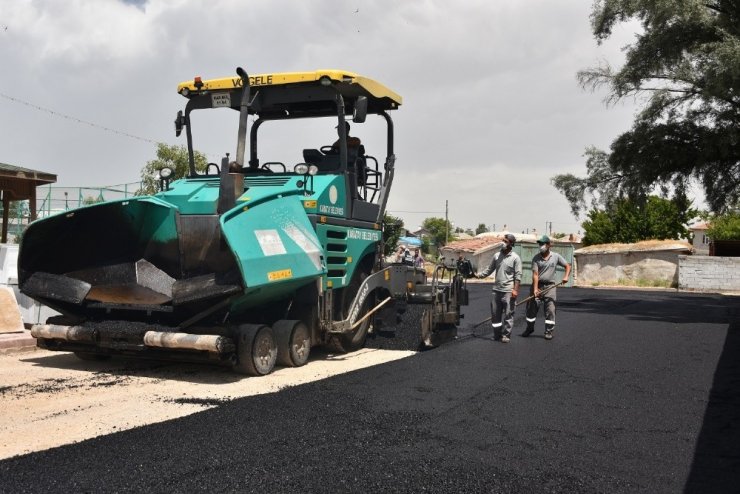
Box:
304, 200, 317, 208
267, 269, 293, 282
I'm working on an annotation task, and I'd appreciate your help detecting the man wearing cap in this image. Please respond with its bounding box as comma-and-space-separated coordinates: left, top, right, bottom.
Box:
476, 233, 522, 343
331, 122, 362, 151
523, 235, 571, 340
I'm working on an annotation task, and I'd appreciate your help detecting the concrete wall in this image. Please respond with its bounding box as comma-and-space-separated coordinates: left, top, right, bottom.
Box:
678, 255, 740, 291
0, 244, 59, 325
575, 251, 682, 286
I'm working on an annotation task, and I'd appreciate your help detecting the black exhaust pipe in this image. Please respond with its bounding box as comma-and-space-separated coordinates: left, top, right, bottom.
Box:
217, 67, 250, 215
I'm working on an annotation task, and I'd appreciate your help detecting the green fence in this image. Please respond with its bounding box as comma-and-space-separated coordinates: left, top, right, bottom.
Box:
1, 182, 142, 243
515, 243, 575, 287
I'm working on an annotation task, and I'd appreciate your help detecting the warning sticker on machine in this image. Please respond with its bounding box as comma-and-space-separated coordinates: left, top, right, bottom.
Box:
267, 269, 293, 281
212, 93, 231, 108
284, 224, 323, 271
255, 229, 287, 256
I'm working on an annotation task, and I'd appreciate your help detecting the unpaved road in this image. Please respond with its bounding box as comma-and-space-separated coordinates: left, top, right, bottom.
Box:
0, 346, 413, 460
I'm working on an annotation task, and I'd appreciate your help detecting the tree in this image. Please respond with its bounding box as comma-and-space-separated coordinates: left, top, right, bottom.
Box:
382, 212, 404, 256
475, 223, 489, 235
581, 195, 697, 245
422, 217, 455, 247
82, 195, 104, 205
553, 1, 740, 217
138, 143, 208, 195
706, 210, 740, 240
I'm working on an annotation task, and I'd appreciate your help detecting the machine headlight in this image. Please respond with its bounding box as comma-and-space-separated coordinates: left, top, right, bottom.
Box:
294, 164, 309, 175
159, 167, 174, 180
308, 165, 319, 176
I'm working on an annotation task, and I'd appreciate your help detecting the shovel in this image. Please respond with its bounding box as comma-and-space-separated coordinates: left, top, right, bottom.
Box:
470, 281, 565, 329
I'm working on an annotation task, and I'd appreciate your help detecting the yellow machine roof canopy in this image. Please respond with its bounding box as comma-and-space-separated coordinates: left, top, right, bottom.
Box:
177, 69, 402, 110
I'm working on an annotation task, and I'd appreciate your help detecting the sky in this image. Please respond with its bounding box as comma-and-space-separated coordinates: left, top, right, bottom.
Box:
0, 0, 648, 235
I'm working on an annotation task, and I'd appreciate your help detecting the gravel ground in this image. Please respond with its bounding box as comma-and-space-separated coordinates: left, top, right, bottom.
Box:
1, 286, 738, 493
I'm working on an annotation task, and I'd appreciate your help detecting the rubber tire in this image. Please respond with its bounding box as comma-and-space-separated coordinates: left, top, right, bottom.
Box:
274, 320, 311, 367
232, 324, 277, 376
328, 270, 372, 353
74, 352, 111, 361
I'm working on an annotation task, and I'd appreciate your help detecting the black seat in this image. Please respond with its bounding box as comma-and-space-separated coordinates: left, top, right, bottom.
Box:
302, 148, 361, 173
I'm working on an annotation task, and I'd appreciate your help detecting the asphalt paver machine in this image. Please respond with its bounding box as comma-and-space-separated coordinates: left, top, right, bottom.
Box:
19, 68, 469, 375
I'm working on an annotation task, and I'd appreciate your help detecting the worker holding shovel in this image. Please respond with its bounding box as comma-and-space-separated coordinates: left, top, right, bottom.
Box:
522, 235, 571, 340
476, 233, 522, 343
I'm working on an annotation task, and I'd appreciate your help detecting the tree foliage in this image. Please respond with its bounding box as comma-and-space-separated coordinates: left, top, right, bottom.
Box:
706, 210, 740, 240
553, 1, 740, 217
422, 217, 455, 247
3, 200, 26, 219
382, 212, 404, 256
138, 143, 208, 195
82, 195, 104, 205
475, 223, 489, 235
581, 195, 697, 245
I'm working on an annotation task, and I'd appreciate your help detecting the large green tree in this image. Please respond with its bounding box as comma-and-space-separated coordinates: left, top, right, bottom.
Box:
706, 210, 740, 240
581, 194, 697, 245
138, 143, 208, 195
422, 217, 455, 247
553, 1, 740, 217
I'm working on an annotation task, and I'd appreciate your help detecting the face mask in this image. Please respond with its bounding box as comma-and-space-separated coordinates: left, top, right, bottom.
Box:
539, 245, 548, 254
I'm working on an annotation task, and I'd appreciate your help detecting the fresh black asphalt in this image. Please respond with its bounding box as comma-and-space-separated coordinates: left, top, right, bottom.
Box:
1, 285, 738, 493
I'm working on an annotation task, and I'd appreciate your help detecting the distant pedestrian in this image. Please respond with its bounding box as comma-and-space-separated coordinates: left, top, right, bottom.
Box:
522, 235, 571, 340
400, 248, 414, 266
477, 233, 522, 343
413, 248, 424, 269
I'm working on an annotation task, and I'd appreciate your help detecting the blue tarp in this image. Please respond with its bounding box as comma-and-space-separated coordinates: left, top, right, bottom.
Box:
398, 236, 422, 247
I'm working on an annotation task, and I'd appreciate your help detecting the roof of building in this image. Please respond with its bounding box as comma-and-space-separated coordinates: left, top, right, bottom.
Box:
0, 162, 56, 183
575, 239, 693, 255
689, 221, 710, 231
442, 236, 503, 254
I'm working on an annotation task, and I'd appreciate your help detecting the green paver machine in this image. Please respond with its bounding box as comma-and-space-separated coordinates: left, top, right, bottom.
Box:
18, 68, 469, 375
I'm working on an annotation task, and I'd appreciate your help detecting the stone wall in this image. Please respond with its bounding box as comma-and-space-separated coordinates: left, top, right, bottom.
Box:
575, 251, 682, 286
678, 255, 740, 291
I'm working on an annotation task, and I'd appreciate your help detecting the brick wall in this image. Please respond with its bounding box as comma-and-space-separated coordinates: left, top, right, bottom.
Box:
678, 255, 740, 291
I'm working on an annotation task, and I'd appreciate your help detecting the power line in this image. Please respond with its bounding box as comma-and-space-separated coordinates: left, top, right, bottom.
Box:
0, 91, 162, 145
0, 91, 229, 160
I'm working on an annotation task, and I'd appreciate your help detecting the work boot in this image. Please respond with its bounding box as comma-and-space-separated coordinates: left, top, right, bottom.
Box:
544, 329, 554, 340
521, 325, 534, 337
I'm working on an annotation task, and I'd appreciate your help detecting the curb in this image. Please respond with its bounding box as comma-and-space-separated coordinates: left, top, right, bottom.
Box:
0, 330, 37, 354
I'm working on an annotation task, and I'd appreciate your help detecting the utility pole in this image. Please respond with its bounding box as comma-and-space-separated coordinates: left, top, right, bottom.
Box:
445, 200, 449, 245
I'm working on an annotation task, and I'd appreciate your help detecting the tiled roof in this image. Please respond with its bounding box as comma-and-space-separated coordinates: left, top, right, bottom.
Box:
575, 239, 693, 255
442, 237, 503, 254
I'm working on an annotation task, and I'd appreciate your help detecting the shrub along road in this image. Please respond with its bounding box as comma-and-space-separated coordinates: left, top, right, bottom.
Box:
1, 285, 738, 493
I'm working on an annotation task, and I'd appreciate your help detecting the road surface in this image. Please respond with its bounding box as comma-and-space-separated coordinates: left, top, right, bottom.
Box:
0, 285, 738, 493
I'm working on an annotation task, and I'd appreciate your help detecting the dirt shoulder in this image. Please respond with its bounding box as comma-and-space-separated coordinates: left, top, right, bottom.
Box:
0, 347, 414, 460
